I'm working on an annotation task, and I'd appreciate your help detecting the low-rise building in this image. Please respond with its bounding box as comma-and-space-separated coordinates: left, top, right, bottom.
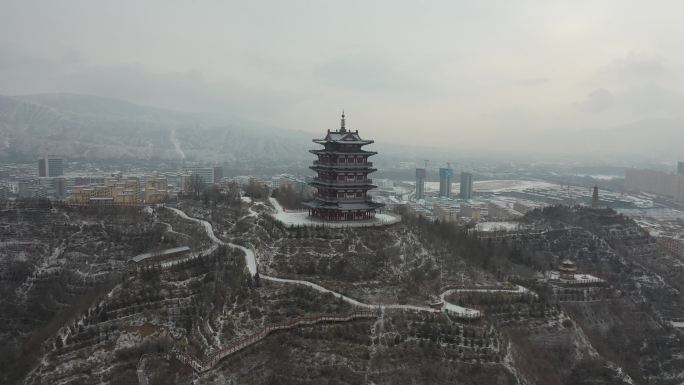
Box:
488, 201, 523, 221
144, 175, 169, 203
460, 204, 481, 221
433, 202, 459, 222
69, 174, 142, 205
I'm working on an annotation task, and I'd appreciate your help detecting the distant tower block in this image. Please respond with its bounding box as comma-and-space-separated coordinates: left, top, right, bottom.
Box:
415, 168, 426, 199
439, 167, 453, 198
304, 112, 384, 221
678, 161, 684, 175
591, 185, 599, 208
459, 172, 473, 199
38, 156, 64, 178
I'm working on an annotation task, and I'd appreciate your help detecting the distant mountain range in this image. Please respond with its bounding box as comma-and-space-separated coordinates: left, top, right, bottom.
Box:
1, 93, 682, 166
0, 93, 462, 169
0, 93, 316, 165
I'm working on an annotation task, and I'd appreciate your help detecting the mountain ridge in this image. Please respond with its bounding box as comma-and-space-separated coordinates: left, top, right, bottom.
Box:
1, 93, 682, 165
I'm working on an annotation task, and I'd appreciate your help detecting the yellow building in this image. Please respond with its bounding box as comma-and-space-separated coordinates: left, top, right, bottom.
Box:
69, 175, 141, 205
69, 185, 113, 204
144, 175, 169, 203
106, 176, 141, 205
179, 173, 192, 194
460, 205, 481, 221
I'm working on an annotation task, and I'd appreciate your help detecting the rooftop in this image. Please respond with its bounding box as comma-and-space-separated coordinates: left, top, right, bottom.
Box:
312, 112, 374, 145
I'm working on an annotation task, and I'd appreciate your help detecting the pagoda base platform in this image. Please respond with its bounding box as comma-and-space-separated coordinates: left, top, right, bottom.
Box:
269, 198, 400, 228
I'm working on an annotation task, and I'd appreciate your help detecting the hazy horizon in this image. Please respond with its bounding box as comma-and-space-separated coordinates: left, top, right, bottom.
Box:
2, 0, 684, 158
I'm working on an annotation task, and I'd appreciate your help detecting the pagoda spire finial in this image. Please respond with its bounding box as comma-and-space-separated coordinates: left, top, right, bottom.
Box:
340, 110, 346, 133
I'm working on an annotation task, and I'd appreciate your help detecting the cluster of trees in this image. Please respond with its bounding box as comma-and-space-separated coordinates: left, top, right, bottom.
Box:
244, 179, 270, 199
186, 177, 244, 208
13, 198, 52, 209
398, 208, 495, 273
271, 185, 311, 210
0, 268, 114, 385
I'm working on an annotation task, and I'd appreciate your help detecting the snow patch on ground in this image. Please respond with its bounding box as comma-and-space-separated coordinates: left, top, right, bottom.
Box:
476, 222, 521, 232
115, 332, 142, 350
268, 197, 400, 228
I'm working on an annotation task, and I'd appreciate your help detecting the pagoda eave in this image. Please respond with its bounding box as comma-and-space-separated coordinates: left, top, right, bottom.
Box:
310, 166, 377, 173
309, 182, 377, 189
303, 200, 385, 210
312, 139, 374, 145
309, 149, 377, 156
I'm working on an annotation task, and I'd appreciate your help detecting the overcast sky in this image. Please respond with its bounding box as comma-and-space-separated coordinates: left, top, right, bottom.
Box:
2, 0, 684, 153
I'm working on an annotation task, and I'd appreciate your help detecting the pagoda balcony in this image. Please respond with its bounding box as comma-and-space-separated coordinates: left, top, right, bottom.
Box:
309, 149, 377, 156
312, 178, 374, 186
313, 195, 371, 203
312, 160, 374, 168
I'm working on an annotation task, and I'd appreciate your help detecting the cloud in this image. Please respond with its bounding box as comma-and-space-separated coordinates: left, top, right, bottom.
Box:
620, 84, 684, 116
576, 88, 613, 113
510, 77, 550, 87
575, 84, 684, 119
0, 44, 301, 119
574, 53, 684, 119
599, 53, 668, 84
313, 52, 426, 94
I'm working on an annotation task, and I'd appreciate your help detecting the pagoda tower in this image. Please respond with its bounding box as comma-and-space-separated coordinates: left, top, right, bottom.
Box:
304, 112, 384, 221
591, 185, 600, 208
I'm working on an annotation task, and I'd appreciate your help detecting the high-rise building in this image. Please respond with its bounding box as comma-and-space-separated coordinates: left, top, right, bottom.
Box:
38, 159, 46, 177
304, 112, 384, 221
438, 167, 453, 198
18, 180, 47, 199
678, 161, 684, 175
40, 177, 67, 200
415, 168, 426, 200
625, 168, 684, 203
38, 156, 64, 177
213, 166, 224, 183
183, 166, 215, 184
459, 172, 473, 199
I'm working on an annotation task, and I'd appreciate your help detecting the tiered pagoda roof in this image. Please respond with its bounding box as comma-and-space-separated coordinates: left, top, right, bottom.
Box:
303, 112, 384, 221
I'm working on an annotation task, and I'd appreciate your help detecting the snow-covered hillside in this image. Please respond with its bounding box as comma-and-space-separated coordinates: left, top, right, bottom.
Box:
0, 93, 313, 163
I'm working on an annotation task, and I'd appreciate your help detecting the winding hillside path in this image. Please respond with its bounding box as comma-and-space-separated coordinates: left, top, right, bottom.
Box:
166, 205, 489, 318
152, 204, 543, 376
